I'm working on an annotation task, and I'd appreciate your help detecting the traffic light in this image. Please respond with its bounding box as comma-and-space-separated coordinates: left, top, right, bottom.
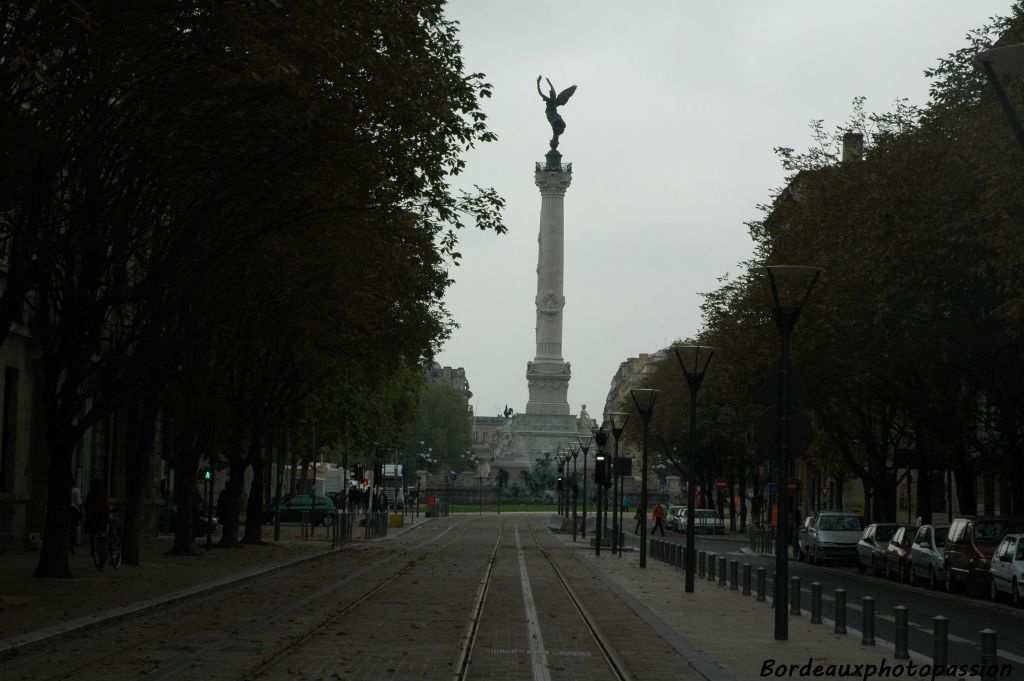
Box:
203, 469, 212, 481
374, 463, 383, 481
351, 464, 364, 481
556, 476, 563, 492
594, 455, 606, 485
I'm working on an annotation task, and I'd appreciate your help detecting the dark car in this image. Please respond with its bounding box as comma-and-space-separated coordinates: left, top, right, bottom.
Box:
856, 522, 899, 575
883, 525, 918, 583
263, 494, 336, 526
944, 516, 1024, 596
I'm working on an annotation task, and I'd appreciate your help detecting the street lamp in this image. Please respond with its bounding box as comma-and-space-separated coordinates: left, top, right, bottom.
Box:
975, 44, 1024, 153
673, 344, 715, 594
608, 411, 630, 557
764, 264, 822, 641
630, 388, 659, 569
578, 433, 593, 539
591, 423, 609, 556
561, 450, 569, 516
570, 441, 581, 542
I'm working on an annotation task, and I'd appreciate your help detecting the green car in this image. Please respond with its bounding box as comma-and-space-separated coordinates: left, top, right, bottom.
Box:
263, 494, 336, 526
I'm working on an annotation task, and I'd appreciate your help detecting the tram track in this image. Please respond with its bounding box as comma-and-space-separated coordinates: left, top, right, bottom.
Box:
451, 519, 630, 681
19, 519, 466, 681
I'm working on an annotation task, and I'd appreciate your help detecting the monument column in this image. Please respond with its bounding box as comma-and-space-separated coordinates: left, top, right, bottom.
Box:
526, 160, 572, 415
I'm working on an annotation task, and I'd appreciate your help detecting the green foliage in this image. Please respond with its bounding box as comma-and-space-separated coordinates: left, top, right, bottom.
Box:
401, 382, 472, 472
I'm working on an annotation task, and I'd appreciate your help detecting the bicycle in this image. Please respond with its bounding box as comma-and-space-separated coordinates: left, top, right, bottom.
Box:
91, 510, 122, 571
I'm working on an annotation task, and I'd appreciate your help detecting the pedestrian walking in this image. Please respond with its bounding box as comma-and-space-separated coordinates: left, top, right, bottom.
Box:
70, 477, 83, 552
634, 505, 645, 534
623, 495, 630, 512
652, 502, 667, 536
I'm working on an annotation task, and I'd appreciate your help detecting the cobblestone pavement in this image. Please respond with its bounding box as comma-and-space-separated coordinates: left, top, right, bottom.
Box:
2, 514, 986, 680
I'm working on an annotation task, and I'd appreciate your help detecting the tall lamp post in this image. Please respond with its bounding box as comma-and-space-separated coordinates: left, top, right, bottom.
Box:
578, 434, 593, 538
556, 452, 566, 517
591, 422, 608, 556
975, 44, 1024, 153
673, 344, 715, 594
608, 411, 629, 556
570, 442, 581, 541
764, 264, 822, 641
630, 388, 659, 569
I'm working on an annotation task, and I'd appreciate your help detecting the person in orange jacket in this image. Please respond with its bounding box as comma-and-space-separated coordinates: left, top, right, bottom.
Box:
652, 502, 667, 536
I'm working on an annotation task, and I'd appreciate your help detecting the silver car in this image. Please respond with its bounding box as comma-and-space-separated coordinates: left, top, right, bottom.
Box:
989, 533, 1024, 606
909, 524, 950, 590
665, 505, 686, 532
857, 523, 899, 575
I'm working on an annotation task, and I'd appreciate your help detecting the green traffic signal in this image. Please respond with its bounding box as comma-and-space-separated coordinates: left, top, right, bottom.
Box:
203, 469, 211, 480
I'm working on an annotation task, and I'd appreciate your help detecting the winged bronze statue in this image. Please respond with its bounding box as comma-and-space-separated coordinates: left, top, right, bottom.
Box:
537, 76, 577, 150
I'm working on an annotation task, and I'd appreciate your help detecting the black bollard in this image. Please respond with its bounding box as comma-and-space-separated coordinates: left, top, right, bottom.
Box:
861, 596, 875, 646
980, 629, 998, 681
790, 576, 801, 615
810, 582, 821, 624
932, 616, 948, 667
729, 560, 738, 590
698, 550, 706, 578
756, 566, 766, 602
743, 563, 751, 596
708, 553, 716, 582
894, 606, 908, 660
718, 556, 727, 586
834, 589, 847, 634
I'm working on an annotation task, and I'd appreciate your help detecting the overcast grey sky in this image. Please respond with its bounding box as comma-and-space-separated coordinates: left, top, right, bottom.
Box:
435, 0, 1013, 420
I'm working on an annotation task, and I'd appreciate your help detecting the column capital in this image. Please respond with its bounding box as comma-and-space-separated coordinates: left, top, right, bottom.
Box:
534, 167, 572, 195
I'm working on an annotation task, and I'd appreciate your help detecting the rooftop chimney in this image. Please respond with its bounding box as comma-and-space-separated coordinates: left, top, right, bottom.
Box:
842, 131, 864, 163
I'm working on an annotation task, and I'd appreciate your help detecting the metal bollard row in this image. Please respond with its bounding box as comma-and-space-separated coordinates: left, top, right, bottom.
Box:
698, 550, 706, 578
729, 560, 738, 590
718, 556, 727, 586
707, 553, 716, 582
742, 563, 751, 596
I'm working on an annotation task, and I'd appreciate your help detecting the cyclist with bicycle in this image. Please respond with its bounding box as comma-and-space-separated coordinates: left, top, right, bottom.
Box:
84, 479, 109, 558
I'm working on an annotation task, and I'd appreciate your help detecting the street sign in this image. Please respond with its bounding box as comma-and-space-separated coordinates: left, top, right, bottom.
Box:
767, 482, 779, 494
449, 471, 457, 481
659, 478, 668, 487
820, 485, 830, 497
715, 476, 727, 491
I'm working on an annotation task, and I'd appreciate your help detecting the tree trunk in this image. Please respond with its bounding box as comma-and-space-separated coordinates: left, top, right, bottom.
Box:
171, 445, 200, 555
916, 465, 932, 525
219, 450, 247, 548
953, 462, 977, 517
33, 422, 75, 578
243, 444, 266, 544
123, 398, 159, 565
983, 470, 996, 516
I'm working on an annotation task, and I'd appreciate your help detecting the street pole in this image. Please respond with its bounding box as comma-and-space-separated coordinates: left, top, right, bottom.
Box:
608, 412, 629, 558
579, 435, 592, 539
630, 390, 658, 569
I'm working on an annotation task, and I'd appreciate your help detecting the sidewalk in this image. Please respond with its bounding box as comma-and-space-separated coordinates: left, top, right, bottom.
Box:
557, 531, 977, 681
0, 514, 425, 650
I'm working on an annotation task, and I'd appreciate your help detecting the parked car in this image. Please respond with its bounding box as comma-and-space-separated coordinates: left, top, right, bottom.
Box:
680, 508, 724, 534
804, 510, 864, 565
989, 533, 1024, 606
665, 505, 687, 532
262, 494, 337, 526
158, 497, 218, 534
857, 523, 899, 575
945, 516, 1024, 596
909, 524, 950, 590
883, 525, 918, 582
